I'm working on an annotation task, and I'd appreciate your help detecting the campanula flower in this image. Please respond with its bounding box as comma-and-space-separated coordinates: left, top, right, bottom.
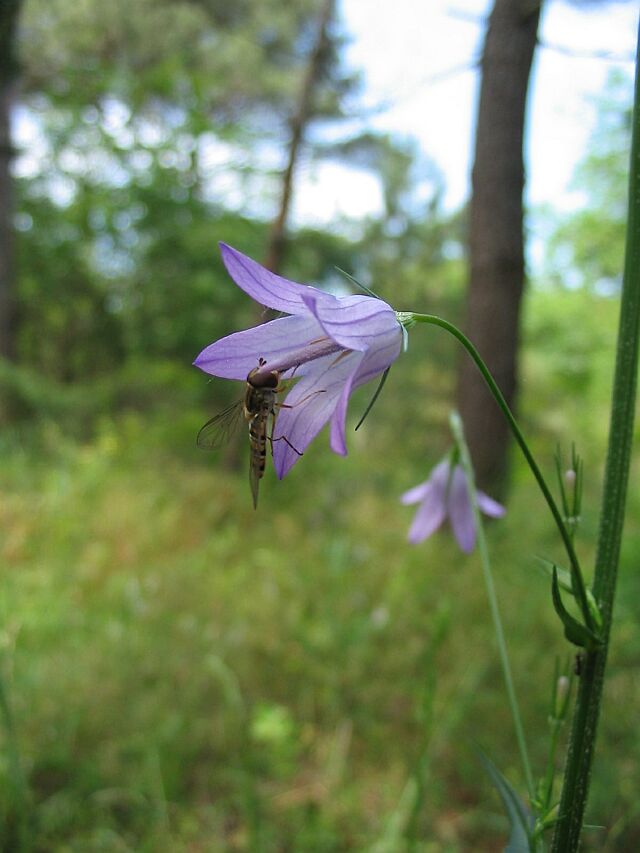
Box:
401, 459, 505, 552
194, 244, 403, 477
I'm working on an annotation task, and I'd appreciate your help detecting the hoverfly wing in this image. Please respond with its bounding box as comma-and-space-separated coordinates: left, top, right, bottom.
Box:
196, 399, 245, 451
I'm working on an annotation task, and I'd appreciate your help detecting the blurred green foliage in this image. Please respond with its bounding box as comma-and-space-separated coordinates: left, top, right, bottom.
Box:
0, 4, 637, 850
545, 70, 631, 293
0, 281, 639, 849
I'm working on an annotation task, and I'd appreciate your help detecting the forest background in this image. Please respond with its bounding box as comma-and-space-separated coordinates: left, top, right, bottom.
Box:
0, 0, 638, 850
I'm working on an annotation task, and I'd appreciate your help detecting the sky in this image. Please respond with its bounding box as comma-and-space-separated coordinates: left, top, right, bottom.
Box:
292, 0, 638, 225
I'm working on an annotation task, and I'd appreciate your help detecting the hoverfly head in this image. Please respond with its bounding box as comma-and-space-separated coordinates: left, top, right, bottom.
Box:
247, 358, 280, 389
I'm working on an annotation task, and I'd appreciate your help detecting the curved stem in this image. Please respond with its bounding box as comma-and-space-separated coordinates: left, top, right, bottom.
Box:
407, 312, 593, 631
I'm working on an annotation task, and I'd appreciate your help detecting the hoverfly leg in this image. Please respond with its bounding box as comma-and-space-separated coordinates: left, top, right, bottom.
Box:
274, 363, 301, 392
267, 388, 328, 456
269, 433, 303, 457
328, 350, 352, 369
277, 389, 327, 409
268, 405, 303, 458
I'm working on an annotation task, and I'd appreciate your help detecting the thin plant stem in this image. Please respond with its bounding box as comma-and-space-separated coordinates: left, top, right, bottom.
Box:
450, 412, 535, 804
406, 312, 594, 633
551, 20, 640, 852
0, 669, 29, 850
542, 715, 563, 815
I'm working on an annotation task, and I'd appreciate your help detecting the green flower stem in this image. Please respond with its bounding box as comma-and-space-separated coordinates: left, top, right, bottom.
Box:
541, 714, 563, 816
551, 22, 640, 853
537, 667, 572, 831
450, 412, 535, 804
406, 312, 593, 631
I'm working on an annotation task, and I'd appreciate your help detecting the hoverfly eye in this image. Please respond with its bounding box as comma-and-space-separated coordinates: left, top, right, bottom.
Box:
249, 369, 279, 389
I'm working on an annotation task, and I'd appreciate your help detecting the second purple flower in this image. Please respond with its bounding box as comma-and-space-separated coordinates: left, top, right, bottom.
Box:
401, 459, 505, 553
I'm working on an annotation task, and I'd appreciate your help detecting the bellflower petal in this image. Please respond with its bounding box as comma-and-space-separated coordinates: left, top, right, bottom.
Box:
272, 350, 363, 477
349, 327, 403, 390
447, 465, 476, 553
302, 292, 400, 352
193, 313, 331, 379
401, 460, 505, 553
407, 477, 448, 544
220, 243, 332, 315
477, 492, 507, 518
401, 481, 432, 505
408, 499, 447, 545
195, 244, 404, 496
329, 365, 360, 456
328, 328, 403, 454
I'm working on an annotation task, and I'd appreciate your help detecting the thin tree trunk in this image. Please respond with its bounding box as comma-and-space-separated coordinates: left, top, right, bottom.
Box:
263, 0, 335, 273
222, 1, 336, 476
0, 0, 21, 362
457, 0, 541, 492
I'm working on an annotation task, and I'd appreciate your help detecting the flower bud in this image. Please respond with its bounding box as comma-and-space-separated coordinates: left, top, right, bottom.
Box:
555, 675, 570, 717
557, 675, 570, 701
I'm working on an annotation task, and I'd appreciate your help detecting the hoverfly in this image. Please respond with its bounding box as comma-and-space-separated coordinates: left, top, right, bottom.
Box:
197, 358, 300, 508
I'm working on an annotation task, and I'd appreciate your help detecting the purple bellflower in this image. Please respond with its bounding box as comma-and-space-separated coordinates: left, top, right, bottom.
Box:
401, 459, 505, 552
194, 244, 403, 477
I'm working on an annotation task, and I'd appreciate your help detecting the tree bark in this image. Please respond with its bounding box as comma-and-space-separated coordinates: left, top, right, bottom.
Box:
263, 0, 335, 273
457, 0, 541, 492
0, 0, 22, 361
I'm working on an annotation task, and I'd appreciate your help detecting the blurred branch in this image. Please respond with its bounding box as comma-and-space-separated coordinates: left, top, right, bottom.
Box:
446, 8, 485, 26
539, 39, 635, 63
263, 0, 336, 273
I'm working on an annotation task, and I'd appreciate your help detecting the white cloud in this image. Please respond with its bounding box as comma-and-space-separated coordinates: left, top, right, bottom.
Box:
293, 160, 384, 224
293, 0, 637, 225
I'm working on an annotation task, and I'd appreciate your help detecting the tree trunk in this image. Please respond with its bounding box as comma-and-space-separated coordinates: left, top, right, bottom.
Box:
0, 0, 22, 362
263, 0, 335, 273
457, 0, 541, 492
223, 0, 336, 475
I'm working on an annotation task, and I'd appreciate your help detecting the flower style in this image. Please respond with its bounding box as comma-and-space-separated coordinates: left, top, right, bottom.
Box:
401, 459, 505, 552
194, 244, 403, 477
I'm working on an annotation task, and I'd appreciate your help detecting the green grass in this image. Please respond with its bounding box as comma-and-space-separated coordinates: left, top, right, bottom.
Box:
0, 287, 639, 850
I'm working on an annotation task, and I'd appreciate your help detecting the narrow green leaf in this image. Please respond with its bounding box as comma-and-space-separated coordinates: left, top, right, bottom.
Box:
567, 552, 595, 629
369, 778, 418, 853
537, 557, 572, 593
551, 570, 602, 650
477, 747, 533, 852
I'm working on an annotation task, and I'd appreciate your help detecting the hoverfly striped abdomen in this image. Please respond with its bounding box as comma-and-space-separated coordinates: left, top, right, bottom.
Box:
244, 362, 280, 509
197, 358, 303, 509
